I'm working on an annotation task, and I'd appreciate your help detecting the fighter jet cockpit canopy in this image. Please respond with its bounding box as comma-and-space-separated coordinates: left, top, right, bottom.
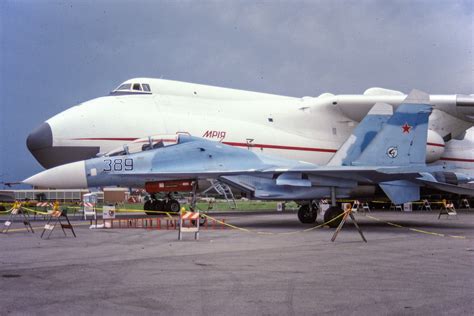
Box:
103, 134, 181, 157
110, 79, 152, 95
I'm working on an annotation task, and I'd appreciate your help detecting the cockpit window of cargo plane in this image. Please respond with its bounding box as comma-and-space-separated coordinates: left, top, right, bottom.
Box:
117, 83, 131, 90
132, 83, 141, 90
110, 83, 152, 95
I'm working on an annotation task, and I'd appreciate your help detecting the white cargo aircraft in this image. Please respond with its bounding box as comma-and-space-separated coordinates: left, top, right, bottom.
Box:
26, 78, 473, 204
27, 78, 474, 172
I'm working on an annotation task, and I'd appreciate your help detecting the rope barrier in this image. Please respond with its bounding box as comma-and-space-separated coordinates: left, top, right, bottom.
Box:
5, 202, 468, 240
21, 207, 50, 215
365, 214, 467, 239
201, 210, 348, 236
0, 207, 13, 214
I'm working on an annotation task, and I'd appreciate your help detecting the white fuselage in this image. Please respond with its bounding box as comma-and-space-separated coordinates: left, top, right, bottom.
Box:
48, 94, 346, 164
29, 78, 474, 172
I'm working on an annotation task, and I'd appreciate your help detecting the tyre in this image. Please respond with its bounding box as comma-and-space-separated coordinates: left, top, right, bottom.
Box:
152, 200, 165, 212
166, 199, 180, 213
297, 204, 317, 224
324, 206, 344, 228
192, 215, 207, 226
144, 200, 154, 215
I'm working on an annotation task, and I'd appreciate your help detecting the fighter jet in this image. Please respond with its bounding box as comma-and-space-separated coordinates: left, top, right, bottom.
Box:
24, 91, 474, 226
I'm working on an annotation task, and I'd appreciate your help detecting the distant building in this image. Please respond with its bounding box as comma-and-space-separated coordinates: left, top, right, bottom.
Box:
0, 190, 15, 202
12, 188, 130, 204
13, 189, 89, 202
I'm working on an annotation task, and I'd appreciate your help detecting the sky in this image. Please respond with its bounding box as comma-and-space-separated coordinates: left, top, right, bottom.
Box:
0, 0, 473, 188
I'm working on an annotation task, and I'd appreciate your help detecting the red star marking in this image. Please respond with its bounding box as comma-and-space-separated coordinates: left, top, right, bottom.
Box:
402, 123, 412, 134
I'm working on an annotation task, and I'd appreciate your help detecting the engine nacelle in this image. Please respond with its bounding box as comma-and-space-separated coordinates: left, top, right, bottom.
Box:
426, 130, 445, 163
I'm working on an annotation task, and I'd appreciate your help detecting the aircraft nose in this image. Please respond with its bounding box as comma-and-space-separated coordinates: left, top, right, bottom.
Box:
27, 122, 53, 152
27, 122, 55, 168
23, 161, 88, 189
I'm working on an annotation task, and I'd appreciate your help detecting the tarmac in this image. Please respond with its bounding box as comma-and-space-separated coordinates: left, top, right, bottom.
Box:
0, 210, 473, 315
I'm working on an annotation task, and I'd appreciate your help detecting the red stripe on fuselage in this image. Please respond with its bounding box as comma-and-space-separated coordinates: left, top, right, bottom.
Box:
73, 137, 138, 141
71, 138, 338, 153
222, 142, 338, 153
440, 157, 474, 163
427, 142, 445, 148
68, 138, 473, 163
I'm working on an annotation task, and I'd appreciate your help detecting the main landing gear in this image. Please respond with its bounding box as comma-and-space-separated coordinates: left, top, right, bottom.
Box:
323, 206, 344, 228
144, 193, 180, 215
298, 187, 345, 227
297, 202, 344, 227
297, 203, 318, 224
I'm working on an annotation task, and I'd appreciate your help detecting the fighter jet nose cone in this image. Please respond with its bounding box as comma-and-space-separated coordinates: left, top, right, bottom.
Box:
23, 161, 88, 189
27, 122, 53, 152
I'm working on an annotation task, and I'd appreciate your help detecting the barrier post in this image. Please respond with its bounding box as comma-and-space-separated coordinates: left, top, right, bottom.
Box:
178, 208, 200, 241
41, 202, 76, 239
438, 200, 458, 219
1, 202, 34, 234
461, 199, 471, 210
331, 207, 367, 243
421, 199, 432, 211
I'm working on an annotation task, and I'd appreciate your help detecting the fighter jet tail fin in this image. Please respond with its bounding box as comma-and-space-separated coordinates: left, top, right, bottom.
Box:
328, 102, 393, 166
353, 90, 432, 167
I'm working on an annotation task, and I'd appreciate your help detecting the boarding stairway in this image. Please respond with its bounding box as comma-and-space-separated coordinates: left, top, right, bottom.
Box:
203, 179, 237, 209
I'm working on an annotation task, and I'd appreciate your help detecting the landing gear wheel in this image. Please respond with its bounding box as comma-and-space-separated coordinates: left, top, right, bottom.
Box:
324, 206, 344, 228
166, 199, 180, 213
191, 215, 207, 226
297, 204, 317, 224
144, 200, 153, 215
152, 200, 165, 212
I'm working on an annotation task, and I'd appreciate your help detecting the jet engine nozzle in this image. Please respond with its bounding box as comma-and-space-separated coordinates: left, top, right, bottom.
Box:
456, 95, 474, 120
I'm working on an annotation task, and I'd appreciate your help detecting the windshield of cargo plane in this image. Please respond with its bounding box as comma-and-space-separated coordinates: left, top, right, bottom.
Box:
110, 82, 152, 95
104, 135, 179, 157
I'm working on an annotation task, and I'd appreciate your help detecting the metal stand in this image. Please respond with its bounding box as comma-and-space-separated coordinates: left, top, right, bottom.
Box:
438, 202, 458, 219
421, 199, 432, 211
1, 204, 34, 234
390, 204, 403, 211
41, 210, 76, 239
461, 198, 471, 210
331, 208, 367, 243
